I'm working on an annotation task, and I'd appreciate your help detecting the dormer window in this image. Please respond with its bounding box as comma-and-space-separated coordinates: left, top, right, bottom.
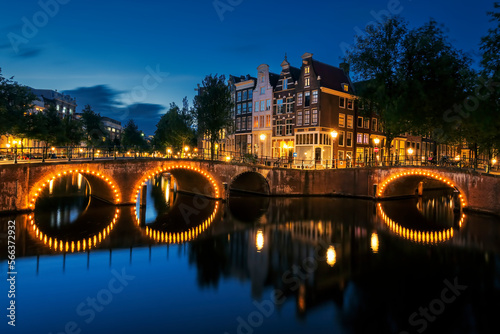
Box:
342, 83, 349, 92
283, 79, 288, 90
305, 77, 310, 87
305, 66, 310, 74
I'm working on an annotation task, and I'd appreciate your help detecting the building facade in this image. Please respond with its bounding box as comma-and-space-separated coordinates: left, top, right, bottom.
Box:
230, 75, 256, 155
30, 89, 77, 119
252, 64, 278, 158
272, 56, 301, 160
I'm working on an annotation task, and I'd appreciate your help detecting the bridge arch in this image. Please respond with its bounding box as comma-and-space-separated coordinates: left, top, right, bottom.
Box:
377, 169, 466, 208
28, 168, 122, 210
229, 171, 270, 195
131, 164, 220, 203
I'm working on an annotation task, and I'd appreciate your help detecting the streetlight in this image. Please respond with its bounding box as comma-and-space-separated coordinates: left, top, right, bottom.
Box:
373, 138, 381, 166
330, 130, 338, 168
260, 134, 266, 161
407, 147, 414, 166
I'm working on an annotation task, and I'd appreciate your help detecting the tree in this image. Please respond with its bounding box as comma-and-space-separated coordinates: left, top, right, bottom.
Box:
81, 105, 105, 146
0, 68, 36, 138
122, 119, 148, 149
193, 74, 233, 160
345, 17, 473, 153
153, 97, 194, 152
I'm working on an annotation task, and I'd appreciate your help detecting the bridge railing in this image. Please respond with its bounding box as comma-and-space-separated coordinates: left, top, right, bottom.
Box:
1, 146, 498, 174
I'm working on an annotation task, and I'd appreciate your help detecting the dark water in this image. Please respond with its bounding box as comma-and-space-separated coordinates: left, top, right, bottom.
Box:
1, 174, 500, 334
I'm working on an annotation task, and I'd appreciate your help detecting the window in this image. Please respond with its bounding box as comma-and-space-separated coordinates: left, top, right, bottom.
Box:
243, 90, 247, 101
260, 116, 264, 128
260, 87, 265, 95
277, 99, 284, 114
347, 132, 353, 147
312, 109, 318, 124
255, 102, 259, 112
338, 131, 345, 146
357, 133, 363, 144
237, 92, 242, 102
312, 90, 318, 104
358, 100, 364, 110
304, 109, 310, 125
347, 99, 354, 110
364, 118, 369, 129
248, 102, 252, 113
286, 97, 294, 113
276, 120, 283, 136
338, 150, 345, 161
339, 97, 345, 108
247, 116, 251, 130
236, 118, 241, 131
305, 77, 310, 87
357, 116, 363, 128
339, 113, 345, 127
241, 117, 246, 130
283, 78, 288, 90
297, 112, 303, 126
56, 105, 60, 111
286, 119, 293, 135
266, 115, 271, 127
260, 100, 265, 112
237, 104, 241, 115
297, 93, 303, 106
305, 66, 310, 74
347, 115, 353, 128
242, 103, 247, 113
372, 118, 377, 131
363, 133, 369, 144
248, 90, 253, 99
254, 116, 259, 128
266, 99, 271, 111
305, 91, 310, 107
261, 75, 265, 83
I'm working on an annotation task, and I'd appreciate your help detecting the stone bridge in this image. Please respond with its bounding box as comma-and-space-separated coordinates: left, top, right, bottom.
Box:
1, 159, 499, 216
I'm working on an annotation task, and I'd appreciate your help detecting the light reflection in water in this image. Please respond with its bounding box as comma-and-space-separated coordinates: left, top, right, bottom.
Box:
255, 229, 264, 252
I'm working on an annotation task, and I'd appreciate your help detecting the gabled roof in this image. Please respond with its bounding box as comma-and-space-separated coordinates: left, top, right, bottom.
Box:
289, 66, 301, 82
311, 60, 355, 94
269, 72, 280, 88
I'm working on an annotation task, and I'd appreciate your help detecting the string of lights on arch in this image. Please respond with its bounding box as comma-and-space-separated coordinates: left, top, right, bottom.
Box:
27, 208, 121, 252
132, 164, 221, 244
131, 164, 220, 203
28, 169, 122, 209
135, 202, 220, 244
377, 170, 466, 208
377, 203, 465, 244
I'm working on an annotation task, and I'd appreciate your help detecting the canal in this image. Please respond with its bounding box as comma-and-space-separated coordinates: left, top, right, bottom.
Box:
1, 173, 500, 334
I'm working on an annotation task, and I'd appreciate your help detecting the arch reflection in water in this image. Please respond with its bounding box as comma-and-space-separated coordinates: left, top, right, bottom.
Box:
377, 195, 466, 244
134, 175, 220, 244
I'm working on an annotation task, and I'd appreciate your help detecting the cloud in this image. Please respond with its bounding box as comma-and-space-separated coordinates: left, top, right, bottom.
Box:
63, 85, 165, 135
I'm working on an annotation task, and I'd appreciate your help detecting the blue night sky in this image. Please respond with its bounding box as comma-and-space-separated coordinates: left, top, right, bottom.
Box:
0, 0, 495, 135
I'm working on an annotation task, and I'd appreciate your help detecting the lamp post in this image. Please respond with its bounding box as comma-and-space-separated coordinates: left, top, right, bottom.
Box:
260, 134, 266, 162
330, 130, 338, 168
373, 138, 380, 166
407, 147, 414, 166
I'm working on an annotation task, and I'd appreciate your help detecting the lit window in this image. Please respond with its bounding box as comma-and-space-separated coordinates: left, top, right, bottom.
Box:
347, 115, 353, 128
266, 115, 271, 127
363, 133, 369, 144
364, 118, 370, 129
255, 102, 259, 112
312, 90, 318, 104
357, 133, 363, 144
347, 99, 353, 110
305, 77, 310, 87
254, 116, 259, 128
339, 113, 345, 127
305, 66, 310, 74
297, 93, 303, 106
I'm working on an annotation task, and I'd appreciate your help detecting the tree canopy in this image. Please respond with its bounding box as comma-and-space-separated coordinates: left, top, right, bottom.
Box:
153, 97, 194, 152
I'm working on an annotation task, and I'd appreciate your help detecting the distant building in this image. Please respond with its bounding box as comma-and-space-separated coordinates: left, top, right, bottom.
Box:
102, 117, 122, 142
229, 74, 256, 155
30, 89, 77, 119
